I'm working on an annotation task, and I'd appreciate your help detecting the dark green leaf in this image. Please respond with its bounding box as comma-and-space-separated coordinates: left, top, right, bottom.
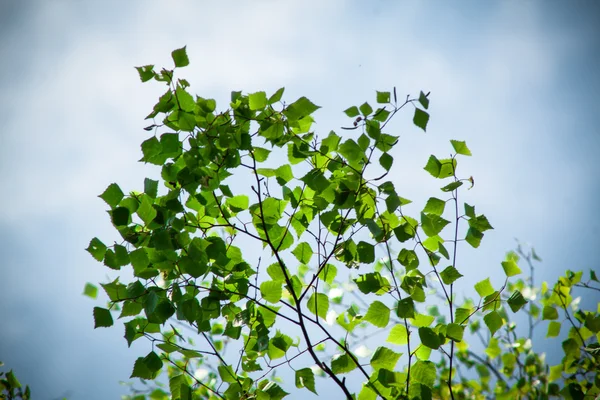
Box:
418, 91, 430, 109
397, 297, 415, 318
413, 108, 429, 131
507, 290, 527, 312
130, 357, 155, 379
357, 241, 375, 264
465, 227, 483, 248
379, 153, 393, 171
135, 65, 155, 82
418, 327, 441, 349
93, 307, 113, 328
354, 272, 390, 295
397, 249, 419, 271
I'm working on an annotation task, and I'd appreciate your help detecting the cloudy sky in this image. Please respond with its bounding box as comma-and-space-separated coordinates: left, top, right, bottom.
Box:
0, 1, 599, 399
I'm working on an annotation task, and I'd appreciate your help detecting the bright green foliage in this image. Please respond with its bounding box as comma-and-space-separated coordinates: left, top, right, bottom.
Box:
88, 47, 598, 400
0, 363, 30, 400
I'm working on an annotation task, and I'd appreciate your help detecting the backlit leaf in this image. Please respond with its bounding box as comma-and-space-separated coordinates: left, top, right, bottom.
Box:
450, 140, 472, 156
295, 368, 317, 394
171, 46, 189, 68
364, 301, 390, 328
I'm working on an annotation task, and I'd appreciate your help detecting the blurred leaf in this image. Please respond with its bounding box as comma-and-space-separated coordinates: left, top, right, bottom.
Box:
413, 108, 429, 131
83, 283, 98, 299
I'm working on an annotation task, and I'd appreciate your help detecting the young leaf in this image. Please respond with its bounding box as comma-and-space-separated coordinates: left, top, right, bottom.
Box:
450, 140, 472, 156
418, 91, 430, 109
423, 197, 446, 216
387, 325, 408, 345
370, 346, 401, 370
396, 297, 415, 318
292, 242, 313, 264
446, 323, 464, 342
93, 307, 113, 328
376, 91, 391, 104
307, 292, 329, 320
501, 259, 522, 277
249, 91, 267, 111
474, 278, 494, 297
379, 152, 393, 171
331, 353, 357, 374
483, 311, 504, 336
83, 283, 98, 299
547, 321, 561, 338
344, 106, 360, 118
86, 238, 107, 262
542, 306, 559, 320
130, 357, 154, 379
260, 281, 283, 304
364, 301, 390, 328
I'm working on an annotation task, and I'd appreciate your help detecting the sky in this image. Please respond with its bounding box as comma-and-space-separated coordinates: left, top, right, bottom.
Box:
0, 1, 599, 399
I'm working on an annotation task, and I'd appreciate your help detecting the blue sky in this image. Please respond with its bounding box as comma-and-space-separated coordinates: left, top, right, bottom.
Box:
0, 1, 599, 399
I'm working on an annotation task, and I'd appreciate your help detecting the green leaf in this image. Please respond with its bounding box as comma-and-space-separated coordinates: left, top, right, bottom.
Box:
249, 91, 268, 111
292, 242, 313, 264
397, 249, 419, 271
307, 292, 329, 320
464, 203, 475, 218
99, 183, 124, 208
143, 351, 163, 373
331, 353, 357, 374
267, 263, 287, 283
420, 212, 450, 237
339, 139, 364, 165
542, 306, 559, 320
370, 346, 401, 371
171, 46, 189, 68
218, 365, 237, 383
354, 272, 390, 295
507, 290, 527, 312
418, 91, 430, 109
379, 153, 393, 171
344, 106, 360, 118
413, 108, 429, 131
284, 97, 320, 121
364, 301, 390, 328
130, 357, 154, 379
397, 297, 416, 318
83, 283, 98, 299
483, 311, 504, 336
144, 178, 158, 198
377, 91, 391, 104
226, 195, 249, 213
446, 323, 464, 341
418, 327, 442, 349
547, 321, 561, 338
387, 325, 408, 345
360, 102, 373, 116
319, 264, 337, 285
260, 281, 283, 303
441, 181, 463, 192
86, 237, 107, 262
450, 140, 472, 156
465, 227, 484, 248
268, 87, 285, 104
501, 259, 522, 277
423, 156, 442, 178
254, 147, 271, 162
474, 278, 494, 297
411, 360, 436, 387
357, 241, 375, 264
135, 65, 155, 82
440, 266, 463, 285
111, 207, 130, 227
93, 307, 113, 328
423, 197, 446, 216
378, 369, 406, 388
295, 368, 317, 394
275, 164, 294, 185
469, 214, 494, 232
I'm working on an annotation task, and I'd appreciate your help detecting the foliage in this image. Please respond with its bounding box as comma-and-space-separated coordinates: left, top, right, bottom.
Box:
86, 47, 600, 399
0, 363, 30, 400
